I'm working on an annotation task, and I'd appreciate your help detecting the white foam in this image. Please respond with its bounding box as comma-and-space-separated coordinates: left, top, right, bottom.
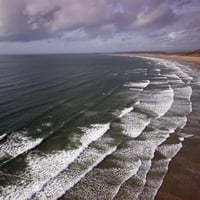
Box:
153, 58, 193, 84
129, 88, 143, 92
134, 61, 192, 197
162, 116, 187, 129
110, 158, 141, 199
42, 122, 52, 127
158, 143, 183, 159
179, 137, 184, 142
165, 74, 184, 84
113, 55, 193, 200
138, 158, 171, 200
169, 98, 192, 116
113, 129, 173, 200
63, 144, 141, 200
153, 68, 161, 72
0, 123, 110, 200
135, 86, 174, 118
0, 132, 43, 159
36, 128, 42, 133
114, 84, 191, 200
116, 127, 174, 198
193, 77, 200, 85
177, 132, 193, 139
123, 80, 150, 88
32, 145, 117, 200
80, 123, 110, 144
139, 142, 183, 200
175, 86, 192, 100
120, 112, 151, 138
143, 57, 193, 83
118, 106, 133, 118
0, 133, 7, 141
150, 80, 168, 85
135, 86, 190, 199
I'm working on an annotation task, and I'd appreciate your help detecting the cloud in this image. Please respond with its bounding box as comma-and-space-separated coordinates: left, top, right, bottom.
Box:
0, 0, 122, 41
0, 0, 189, 41
0, 0, 199, 52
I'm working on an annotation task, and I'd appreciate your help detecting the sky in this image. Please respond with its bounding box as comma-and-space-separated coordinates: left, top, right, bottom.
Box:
0, 0, 199, 54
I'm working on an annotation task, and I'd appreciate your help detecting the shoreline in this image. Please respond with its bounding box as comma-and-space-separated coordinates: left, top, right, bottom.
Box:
114, 53, 200, 70
115, 53, 200, 200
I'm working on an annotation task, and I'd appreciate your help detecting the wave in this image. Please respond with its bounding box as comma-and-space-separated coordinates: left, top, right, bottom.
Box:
0, 131, 43, 162
0, 123, 110, 200
118, 106, 134, 118
31, 144, 117, 199
123, 80, 150, 88
120, 111, 151, 138
0, 55, 196, 200
148, 57, 193, 84
63, 141, 141, 200
157, 143, 183, 159
113, 57, 193, 200
175, 86, 192, 100
0, 133, 7, 141
135, 86, 174, 118
138, 142, 183, 200
0, 107, 88, 165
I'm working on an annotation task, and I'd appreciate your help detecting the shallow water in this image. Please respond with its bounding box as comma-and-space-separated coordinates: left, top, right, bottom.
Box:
0, 54, 198, 200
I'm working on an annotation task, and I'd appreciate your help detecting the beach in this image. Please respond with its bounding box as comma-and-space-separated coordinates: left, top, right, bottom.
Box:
116, 53, 200, 200
145, 54, 200, 200
115, 53, 200, 68
0, 54, 199, 200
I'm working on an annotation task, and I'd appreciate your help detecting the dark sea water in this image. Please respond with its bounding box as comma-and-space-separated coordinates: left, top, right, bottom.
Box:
0, 54, 199, 200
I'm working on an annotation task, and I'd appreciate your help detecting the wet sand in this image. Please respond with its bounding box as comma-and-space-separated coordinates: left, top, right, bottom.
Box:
142, 54, 200, 200
156, 81, 200, 200
117, 53, 200, 200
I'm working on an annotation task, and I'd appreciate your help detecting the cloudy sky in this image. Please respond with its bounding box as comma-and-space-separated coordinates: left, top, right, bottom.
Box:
0, 0, 199, 54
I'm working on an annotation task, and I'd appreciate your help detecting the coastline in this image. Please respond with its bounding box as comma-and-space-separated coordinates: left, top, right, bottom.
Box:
115, 53, 200, 200
114, 53, 200, 69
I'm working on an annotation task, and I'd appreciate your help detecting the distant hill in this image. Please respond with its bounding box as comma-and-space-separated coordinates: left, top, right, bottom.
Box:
113, 49, 200, 57
113, 51, 168, 55
185, 49, 200, 57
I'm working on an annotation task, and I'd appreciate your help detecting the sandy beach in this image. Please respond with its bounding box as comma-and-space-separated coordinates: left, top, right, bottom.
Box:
116, 53, 200, 200
115, 53, 200, 69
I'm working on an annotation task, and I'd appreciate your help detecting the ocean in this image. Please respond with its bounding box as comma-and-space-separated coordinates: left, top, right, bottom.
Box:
0, 54, 199, 200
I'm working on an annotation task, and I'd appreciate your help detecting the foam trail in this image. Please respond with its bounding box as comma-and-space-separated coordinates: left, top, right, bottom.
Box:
114, 59, 193, 200
123, 80, 150, 88
118, 107, 133, 118
135, 86, 174, 118
0, 123, 110, 200
32, 145, 117, 200
0, 132, 43, 160
113, 128, 174, 200
175, 86, 192, 100
120, 112, 151, 138
150, 58, 193, 84
114, 112, 188, 200
63, 143, 141, 200
0, 133, 7, 141
164, 74, 184, 85
138, 143, 183, 200
136, 59, 192, 200
158, 143, 183, 159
